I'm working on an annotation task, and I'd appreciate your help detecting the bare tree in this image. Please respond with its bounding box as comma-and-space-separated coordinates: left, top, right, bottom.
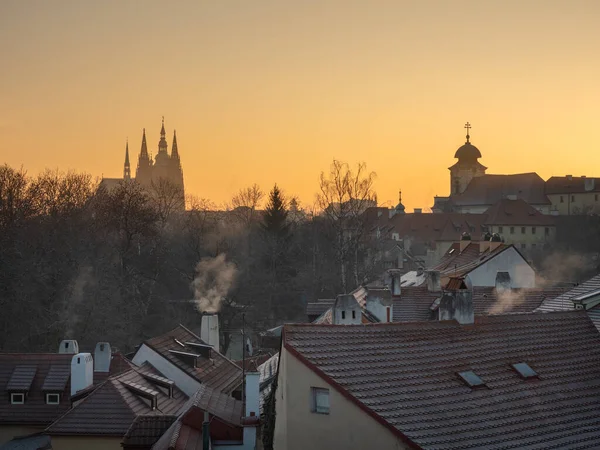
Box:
229, 183, 264, 225
316, 160, 376, 292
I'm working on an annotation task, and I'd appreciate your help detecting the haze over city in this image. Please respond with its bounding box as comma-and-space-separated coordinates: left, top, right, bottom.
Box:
2, 0, 600, 210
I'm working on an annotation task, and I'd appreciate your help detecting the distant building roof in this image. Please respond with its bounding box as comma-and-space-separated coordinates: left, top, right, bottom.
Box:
484, 198, 555, 226
452, 173, 551, 207
144, 325, 242, 394
305, 299, 335, 318
546, 176, 600, 194
46, 363, 188, 437
432, 241, 515, 279
283, 311, 600, 449
0, 433, 52, 450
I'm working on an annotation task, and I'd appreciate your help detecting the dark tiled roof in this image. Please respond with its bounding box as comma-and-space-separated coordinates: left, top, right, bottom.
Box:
452, 173, 551, 206
122, 415, 178, 448
432, 241, 514, 279
306, 299, 335, 317
484, 198, 555, 226
0, 354, 72, 426
187, 384, 243, 426
394, 286, 567, 322
0, 433, 52, 450
46, 364, 188, 437
537, 273, 600, 312
283, 312, 600, 449
6, 365, 38, 391
546, 176, 600, 194
392, 286, 440, 322
40, 364, 70, 392
145, 326, 242, 394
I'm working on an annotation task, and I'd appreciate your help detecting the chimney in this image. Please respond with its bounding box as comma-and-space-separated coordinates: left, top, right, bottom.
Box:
426, 270, 441, 292
566, 174, 573, 181
495, 271, 511, 293
71, 353, 94, 396
389, 270, 401, 297
201, 314, 220, 353
242, 370, 260, 449
93, 342, 111, 373
438, 278, 474, 325
364, 291, 393, 323
489, 233, 503, 252
332, 294, 362, 325
59, 340, 79, 354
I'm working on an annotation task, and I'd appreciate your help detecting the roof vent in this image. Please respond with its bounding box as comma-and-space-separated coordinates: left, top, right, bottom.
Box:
140, 372, 174, 398
457, 370, 486, 388
184, 342, 213, 359
121, 380, 159, 409
512, 363, 538, 379
168, 350, 199, 368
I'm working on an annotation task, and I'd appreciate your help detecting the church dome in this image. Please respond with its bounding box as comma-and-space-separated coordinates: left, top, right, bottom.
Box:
454, 142, 482, 161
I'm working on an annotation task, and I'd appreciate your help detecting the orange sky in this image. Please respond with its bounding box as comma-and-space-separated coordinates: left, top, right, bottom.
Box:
1, 0, 599, 211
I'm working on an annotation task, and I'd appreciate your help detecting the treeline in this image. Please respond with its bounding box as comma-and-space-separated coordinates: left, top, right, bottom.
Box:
0, 161, 379, 354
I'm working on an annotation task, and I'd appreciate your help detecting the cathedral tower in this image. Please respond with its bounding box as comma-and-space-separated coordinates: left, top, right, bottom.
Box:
123, 140, 131, 180
136, 128, 153, 186
449, 122, 487, 195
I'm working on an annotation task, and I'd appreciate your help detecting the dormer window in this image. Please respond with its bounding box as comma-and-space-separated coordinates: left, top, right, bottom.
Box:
46, 393, 60, 405
11, 393, 25, 404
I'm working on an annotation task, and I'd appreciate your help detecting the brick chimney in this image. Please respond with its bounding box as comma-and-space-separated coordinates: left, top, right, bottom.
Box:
438, 277, 474, 325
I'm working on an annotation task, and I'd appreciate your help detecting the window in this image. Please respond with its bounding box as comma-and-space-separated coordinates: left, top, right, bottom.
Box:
512, 362, 538, 379
521, 227, 526, 234
351, 310, 356, 319
571, 195, 575, 202
10, 393, 25, 404
457, 371, 486, 388
560, 196, 564, 203
545, 227, 550, 236
532, 227, 536, 234
46, 393, 60, 405
310, 387, 330, 414
498, 226, 503, 233
521, 243, 527, 249
341, 311, 346, 320
510, 227, 515, 234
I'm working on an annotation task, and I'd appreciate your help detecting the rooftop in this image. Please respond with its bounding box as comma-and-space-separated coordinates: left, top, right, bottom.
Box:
431, 241, 515, 279
144, 325, 242, 394
46, 363, 188, 437
283, 311, 600, 449
484, 198, 555, 226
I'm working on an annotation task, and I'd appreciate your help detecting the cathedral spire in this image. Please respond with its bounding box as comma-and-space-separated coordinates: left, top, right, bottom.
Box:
123, 140, 131, 180
158, 117, 168, 154
171, 129, 180, 161
140, 128, 149, 159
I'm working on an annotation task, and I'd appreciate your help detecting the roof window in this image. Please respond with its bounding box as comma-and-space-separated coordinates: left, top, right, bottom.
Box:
457, 371, 486, 388
512, 362, 538, 379
10, 393, 25, 404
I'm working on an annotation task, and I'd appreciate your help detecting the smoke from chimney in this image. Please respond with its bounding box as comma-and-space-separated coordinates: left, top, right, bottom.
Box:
191, 254, 237, 313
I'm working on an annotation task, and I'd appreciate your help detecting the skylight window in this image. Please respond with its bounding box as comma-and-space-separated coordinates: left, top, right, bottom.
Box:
512, 363, 538, 379
458, 371, 486, 388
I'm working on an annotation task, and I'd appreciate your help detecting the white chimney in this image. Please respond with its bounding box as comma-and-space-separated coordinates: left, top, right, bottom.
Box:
242, 370, 260, 449
439, 279, 474, 325
201, 314, 220, 353
59, 340, 79, 354
71, 353, 94, 396
389, 270, 402, 296
332, 294, 362, 325
94, 342, 112, 373
426, 270, 441, 292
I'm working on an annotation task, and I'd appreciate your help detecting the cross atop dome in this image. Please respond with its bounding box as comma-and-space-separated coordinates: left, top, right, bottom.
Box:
464, 122, 471, 143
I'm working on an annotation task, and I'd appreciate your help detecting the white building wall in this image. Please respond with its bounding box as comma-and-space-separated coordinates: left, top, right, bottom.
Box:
467, 247, 535, 288
132, 344, 202, 397
273, 349, 410, 450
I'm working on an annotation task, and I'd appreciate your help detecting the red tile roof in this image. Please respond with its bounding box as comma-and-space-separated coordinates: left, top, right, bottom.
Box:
145, 326, 242, 394
392, 286, 440, 322
46, 363, 188, 437
484, 198, 555, 226
0, 354, 73, 426
283, 311, 600, 449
